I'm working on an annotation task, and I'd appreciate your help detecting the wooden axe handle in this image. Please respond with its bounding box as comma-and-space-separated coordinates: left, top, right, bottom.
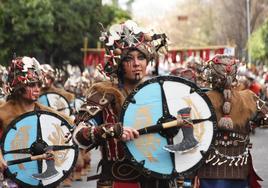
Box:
138, 120, 179, 135
162, 120, 179, 129
7, 153, 52, 166
138, 117, 211, 135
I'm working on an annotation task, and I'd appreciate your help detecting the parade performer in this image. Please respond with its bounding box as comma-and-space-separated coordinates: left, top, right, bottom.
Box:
196, 54, 263, 188
0, 57, 44, 144
0, 57, 55, 186
41, 64, 75, 104
0, 56, 77, 188
64, 75, 91, 100
72, 20, 175, 188
170, 67, 197, 83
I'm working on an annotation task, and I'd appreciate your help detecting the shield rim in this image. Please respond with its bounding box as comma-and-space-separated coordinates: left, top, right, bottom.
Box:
120, 75, 217, 179
1, 110, 78, 188
72, 97, 86, 114
39, 92, 72, 116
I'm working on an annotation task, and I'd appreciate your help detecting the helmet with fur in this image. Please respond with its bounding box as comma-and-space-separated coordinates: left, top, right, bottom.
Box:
207, 54, 238, 90
6, 56, 43, 94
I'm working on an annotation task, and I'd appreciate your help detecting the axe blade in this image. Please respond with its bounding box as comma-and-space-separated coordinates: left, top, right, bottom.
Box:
32, 160, 59, 180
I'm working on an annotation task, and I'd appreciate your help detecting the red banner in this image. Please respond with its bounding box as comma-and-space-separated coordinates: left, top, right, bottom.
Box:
83, 51, 105, 67
83, 47, 230, 67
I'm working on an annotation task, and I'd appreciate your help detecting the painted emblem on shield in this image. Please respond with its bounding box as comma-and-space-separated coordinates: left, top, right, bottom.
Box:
121, 76, 217, 178
1, 110, 78, 187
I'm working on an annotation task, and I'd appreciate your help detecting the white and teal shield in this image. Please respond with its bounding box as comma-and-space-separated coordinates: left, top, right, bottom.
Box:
38, 92, 71, 116
1, 110, 78, 187
121, 76, 217, 178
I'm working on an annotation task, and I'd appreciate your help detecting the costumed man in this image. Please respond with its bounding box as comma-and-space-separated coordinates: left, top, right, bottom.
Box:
41, 64, 75, 105
0, 56, 74, 187
196, 54, 263, 188
72, 20, 176, 188
185, 56, 207, 88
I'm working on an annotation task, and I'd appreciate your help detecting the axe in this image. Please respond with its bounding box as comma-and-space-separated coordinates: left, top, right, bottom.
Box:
6, 152, 59, 180
137, 115, 212, 135
83, 112, 212, 153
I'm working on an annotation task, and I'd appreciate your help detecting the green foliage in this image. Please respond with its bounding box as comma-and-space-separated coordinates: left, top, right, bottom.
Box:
0, 0, 131, 66
249, 20, 268, 63
0, 0, 54, 65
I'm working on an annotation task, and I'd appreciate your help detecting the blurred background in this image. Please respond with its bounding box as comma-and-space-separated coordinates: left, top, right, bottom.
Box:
1, 1, 268, 187
0, 0, 268, 69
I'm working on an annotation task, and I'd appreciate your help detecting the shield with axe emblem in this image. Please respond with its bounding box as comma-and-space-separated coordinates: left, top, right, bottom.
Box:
121, 75, 217, 179
1, 110, 78, 187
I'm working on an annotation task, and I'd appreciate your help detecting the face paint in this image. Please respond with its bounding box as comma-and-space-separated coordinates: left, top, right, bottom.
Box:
135, 73, 141, 81
123, 50, 147, 83
22, 82, 41, 101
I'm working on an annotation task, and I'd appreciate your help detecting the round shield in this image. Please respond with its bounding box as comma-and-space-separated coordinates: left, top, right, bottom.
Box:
1, 110, 78, 187
121, 75, 217, 179
70, 97, 85, 114
38, 92, 71, 116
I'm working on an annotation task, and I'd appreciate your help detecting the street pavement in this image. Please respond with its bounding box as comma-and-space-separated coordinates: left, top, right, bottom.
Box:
69, 127, 268, 188
250, 127, 268, 187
